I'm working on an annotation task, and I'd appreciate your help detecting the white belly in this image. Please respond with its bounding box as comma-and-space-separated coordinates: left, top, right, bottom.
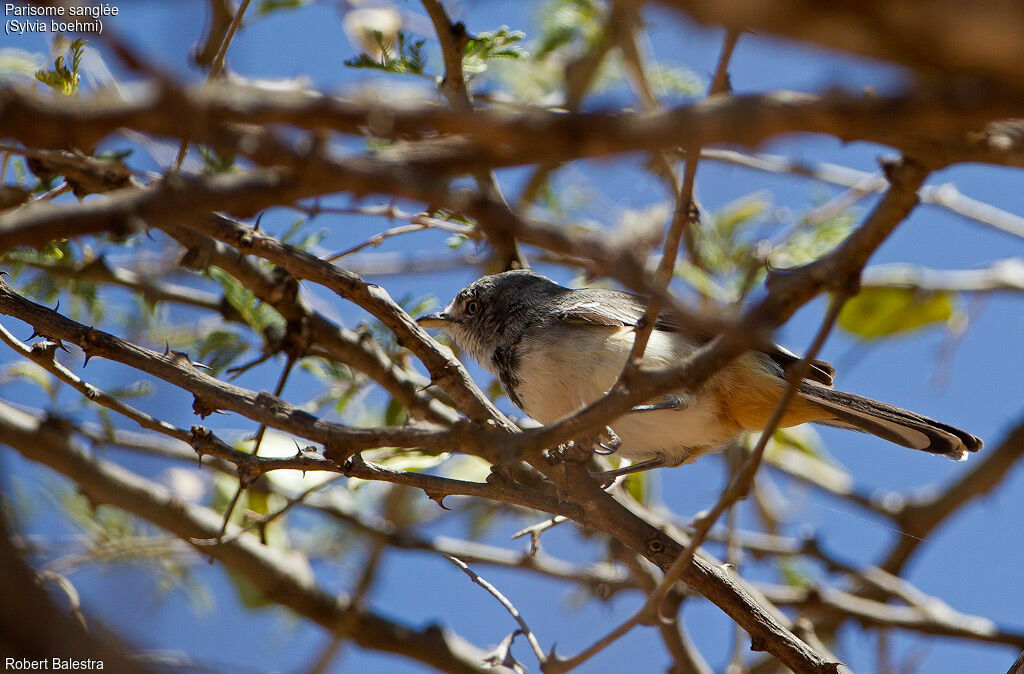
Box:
513, 326, 739, 465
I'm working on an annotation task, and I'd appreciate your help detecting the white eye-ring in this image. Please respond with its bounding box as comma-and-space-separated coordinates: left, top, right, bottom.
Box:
464, 299, 481, 316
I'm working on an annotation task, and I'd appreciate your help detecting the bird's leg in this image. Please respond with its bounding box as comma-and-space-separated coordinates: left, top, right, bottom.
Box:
631, 392, 696, 414
590, 458, 665, 488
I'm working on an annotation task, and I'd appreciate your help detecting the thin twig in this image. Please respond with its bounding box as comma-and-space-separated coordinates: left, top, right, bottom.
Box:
174, 0, 252, 170
194, 475, 343, 547
511, 515, 568, 540
702, 148, 1024, 240
215, 353, 295, 542
419, 0, 525, 270
325, 217, 475, 261
445, 555, 548, 666
0, 321, 190, 443
625, 28, 741, 366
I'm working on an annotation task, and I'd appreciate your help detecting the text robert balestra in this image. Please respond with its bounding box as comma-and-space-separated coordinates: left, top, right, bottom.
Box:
4, 658, 104, 670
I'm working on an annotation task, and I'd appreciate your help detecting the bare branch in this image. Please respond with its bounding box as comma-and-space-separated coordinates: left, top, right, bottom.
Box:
656, 0, 1024, 89
420, 0, 525, 270
702, 149, 1024, 240
862, 259, 1024, 294
627, 28, 741, 364
445, 555, 548, 666
760, 583, 1024, 648
163, 225, 458, 425
0, 321, 189, 443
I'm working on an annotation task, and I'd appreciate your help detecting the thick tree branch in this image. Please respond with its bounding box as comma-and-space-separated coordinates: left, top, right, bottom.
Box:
656, 0, 1024, 90
1, 84, 1020, 176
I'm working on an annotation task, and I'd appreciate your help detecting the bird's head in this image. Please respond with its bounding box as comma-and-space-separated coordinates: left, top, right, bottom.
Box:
417, 270, 564, 366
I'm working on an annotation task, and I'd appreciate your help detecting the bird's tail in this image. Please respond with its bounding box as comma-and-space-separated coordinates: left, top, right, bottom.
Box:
798, 383, 983, 461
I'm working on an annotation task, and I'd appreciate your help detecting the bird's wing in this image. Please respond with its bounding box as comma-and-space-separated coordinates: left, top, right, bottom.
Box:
554, 288, 655, 327
766, 343, 835, 387
553, 288, 835, 387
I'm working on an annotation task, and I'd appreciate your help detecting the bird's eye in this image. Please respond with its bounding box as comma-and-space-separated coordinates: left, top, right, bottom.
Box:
464, 299, 481, 316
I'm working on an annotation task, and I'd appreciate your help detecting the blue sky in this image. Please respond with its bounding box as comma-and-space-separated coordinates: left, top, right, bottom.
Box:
2, 1, 1024, 672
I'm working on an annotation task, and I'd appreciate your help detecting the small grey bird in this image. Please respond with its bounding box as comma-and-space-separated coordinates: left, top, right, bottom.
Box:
417, 270, 982, 470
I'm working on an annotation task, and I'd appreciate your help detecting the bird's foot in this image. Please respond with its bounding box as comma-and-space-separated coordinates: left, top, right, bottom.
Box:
546, 440, 588, 465
594, 427, 622, 455
547, 426, 622, 464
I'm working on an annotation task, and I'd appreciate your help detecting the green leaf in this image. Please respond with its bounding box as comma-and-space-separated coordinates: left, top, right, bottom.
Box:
463, 26, 527, 75
3, 362, 55, 396
445, 234, 469, 249
536, 0, 604, 59
0, 48, 44, 80
710, 192, 770, 243
485, 378, 506, 402
208, 268, 284, 334
777, 557, 814, 588
429, 209, 476, 226
622, 472, 647, 504
257, 0, 307, 15
648, 64, 703, 98
35, 38, 88, 96
195, 329, 250, 375
374, 450, 450, 474
771, 210, 855, 269
196, 146, 236, 175
104, 381, 154, 400
383, 397, 407, 426
675, 260, 730, 302
280, 216, 326, 251
440, 455, 492, 483
226, 569, 273, 609
344, 31, 427, 76
838, 287, 956, 340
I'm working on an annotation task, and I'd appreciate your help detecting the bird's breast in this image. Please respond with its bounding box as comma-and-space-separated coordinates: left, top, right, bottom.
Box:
512, 326, 740, 463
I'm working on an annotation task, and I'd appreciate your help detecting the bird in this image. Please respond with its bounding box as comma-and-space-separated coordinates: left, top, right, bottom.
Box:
417, 270, 982, 472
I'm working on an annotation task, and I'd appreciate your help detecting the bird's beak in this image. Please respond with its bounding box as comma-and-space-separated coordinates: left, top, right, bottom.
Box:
416, 311, 450, 328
